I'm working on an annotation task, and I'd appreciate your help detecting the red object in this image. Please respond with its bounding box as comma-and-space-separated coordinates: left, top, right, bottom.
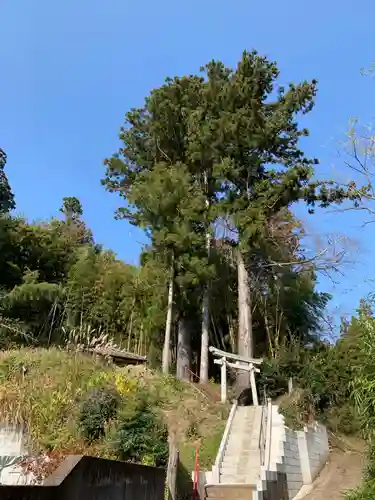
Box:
193, 446, 199, 500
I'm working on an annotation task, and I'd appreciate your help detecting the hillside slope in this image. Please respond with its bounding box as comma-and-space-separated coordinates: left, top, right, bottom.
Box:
0, 348, 227, 480
303, 444, 365, 500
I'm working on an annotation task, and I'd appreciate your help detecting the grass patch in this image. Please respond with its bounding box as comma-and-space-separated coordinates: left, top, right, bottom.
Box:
0, 348, 227, 480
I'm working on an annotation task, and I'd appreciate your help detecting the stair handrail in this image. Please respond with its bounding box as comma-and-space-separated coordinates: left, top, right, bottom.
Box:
258, 401, 268, 466
259, 385, 273, 470
264, 398, 273, 470
212, 400, 237, 483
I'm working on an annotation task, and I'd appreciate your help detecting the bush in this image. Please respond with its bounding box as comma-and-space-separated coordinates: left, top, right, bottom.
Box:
79, 386, 119, 442
364, 442, 375, 481
324, 403, 360, 436
346, 480, 375, 500
278, 388, 316, 430
110, 397, 168, 466
258, 359, 289, 400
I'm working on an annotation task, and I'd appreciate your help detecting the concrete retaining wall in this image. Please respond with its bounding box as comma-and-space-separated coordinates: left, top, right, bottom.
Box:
283, 428, 304, 499
197, 405, 329, 500
256, 406, 329, 500
297, 423, 329, 486
0, 425, 34, 485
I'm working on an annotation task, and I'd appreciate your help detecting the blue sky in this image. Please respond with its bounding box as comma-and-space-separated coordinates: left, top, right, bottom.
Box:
1, 0, 375, 329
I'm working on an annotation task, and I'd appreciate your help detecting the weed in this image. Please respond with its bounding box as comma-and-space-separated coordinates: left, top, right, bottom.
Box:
0, 348, 228, 481
110, 404, 168, 466
79, 387, 119, 442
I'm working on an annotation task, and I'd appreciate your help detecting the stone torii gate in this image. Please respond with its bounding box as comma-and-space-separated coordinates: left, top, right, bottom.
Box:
209, 346, 263, 405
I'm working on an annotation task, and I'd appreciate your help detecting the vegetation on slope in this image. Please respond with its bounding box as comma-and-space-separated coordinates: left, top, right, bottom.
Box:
0, 348, 227, 481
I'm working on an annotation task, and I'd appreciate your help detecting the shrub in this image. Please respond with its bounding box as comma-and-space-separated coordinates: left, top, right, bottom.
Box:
346, 480, 375, 500
279, 388, 316, 430
324, 403, 360, 435
258, 359, 288, 400
365, 442, 375, 481
79, 386, 119, 442
110, 398, 168, 466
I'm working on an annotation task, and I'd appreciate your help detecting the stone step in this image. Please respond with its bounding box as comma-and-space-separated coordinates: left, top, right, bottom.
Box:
230, 421, 255, 428
220, 467, 259, 476
221, 457, 257, 465
225, 442, 259, 450
227, 427, 258, 435
224, 449, 259, 458
222, 454, 258, 464
221, 457, 260, 467
219, 473, 259, 484
223, 451, 260, 458
221, 461, 260, 472
230, 424, 255, 430
225, 438, 259, 447
205, 484, 256, 499
208, 405, 265, 496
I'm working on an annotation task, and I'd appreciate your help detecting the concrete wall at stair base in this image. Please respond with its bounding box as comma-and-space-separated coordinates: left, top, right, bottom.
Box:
283, 428, 304, 499
297, 423, 329, 485
260, 469, 289, 500
191, 470, 212, 499
0, 425, 34, 485
255, 408, 329, 500
198, 406, 329, 500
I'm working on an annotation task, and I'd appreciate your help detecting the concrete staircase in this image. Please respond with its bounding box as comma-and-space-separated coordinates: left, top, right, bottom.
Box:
204, 405, 263, 499
219, 405, 262, 485
205, 484, 256, 499
202, 401, 330, 500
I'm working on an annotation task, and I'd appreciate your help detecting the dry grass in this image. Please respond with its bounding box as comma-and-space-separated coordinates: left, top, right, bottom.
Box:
124, 366, 229, 470
0, 348, 227, 475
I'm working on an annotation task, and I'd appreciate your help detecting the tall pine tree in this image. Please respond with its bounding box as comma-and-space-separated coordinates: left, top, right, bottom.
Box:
0, 149, 15, 214
104, 50, 343, 384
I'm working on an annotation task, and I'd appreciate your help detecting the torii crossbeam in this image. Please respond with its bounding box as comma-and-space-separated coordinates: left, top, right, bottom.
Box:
209, 346, 263, 405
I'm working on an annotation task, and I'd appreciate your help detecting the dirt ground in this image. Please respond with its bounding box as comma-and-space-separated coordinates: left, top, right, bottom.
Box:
304, 438, 365, 500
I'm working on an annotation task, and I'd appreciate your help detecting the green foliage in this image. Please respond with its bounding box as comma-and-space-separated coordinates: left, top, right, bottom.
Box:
258, 359, 290, 400
60, 196, 83, 221
350, 313, 375, 438
0, 348, 225, 482
0, 316, 31, 349
0, 208, 169, 356
79, 387, 119, 442
346, 480, 375, 500
103, 50, 337, 370
0, 149, 15, 214
0, 217, 87, 290
324, 403, 360, 436
279, 388, 316, 430
1, 281, 64, 344
258, 333, 363, 436
110, 401, 169, 466
0, 349, 104, 451
343, 305, 375, 496
364, 442, 375, 480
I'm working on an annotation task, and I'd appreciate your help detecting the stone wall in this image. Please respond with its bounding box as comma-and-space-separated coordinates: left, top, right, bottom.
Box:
283, 428, 304, 499
257, 406, 329, 500
297, 423, 329, 486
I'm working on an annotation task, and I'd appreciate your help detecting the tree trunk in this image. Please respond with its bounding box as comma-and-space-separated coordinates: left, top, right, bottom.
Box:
237, 250, 253, 389
200, 231, 211, 384
176, 315, 191, 380
162, 262, 174, 375
166, 434, 179, 500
